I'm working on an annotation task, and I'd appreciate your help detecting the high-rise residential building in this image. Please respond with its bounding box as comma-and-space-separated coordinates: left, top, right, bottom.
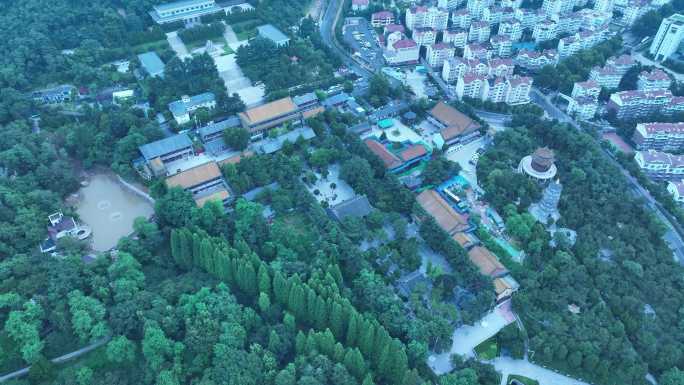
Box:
499, 18, 523, 41
571, 80, 601, 98
650, 14, 684, 62
457, 73, 490, 100
469, 21, 491, 43
452, 9, 473, 29
594, 0, 614, 13
443, 57, 469, 82
635, 150, 684, 180
533, 19, 558, 42
490, 35, 513, 56
427, 43, 456, 68
542, 0, 574, 16
637, 69, 672, 91
607, 89, 675, 119
444, 28, 469, 48
406, 6, 449, 30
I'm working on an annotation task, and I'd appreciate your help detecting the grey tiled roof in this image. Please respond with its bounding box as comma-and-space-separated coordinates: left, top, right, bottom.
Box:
139, 133, 193, 160
327, 195, 373, 221
199, 116, 241, 140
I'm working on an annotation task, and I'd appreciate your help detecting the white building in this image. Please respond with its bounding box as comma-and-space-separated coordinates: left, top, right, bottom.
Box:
443, 28, 469, 48
456, 73, 490, 100
571, 80, 601, 98
650, 13, 684, 62
589, 65, 623, 88
542, 0, 575, 16
351, 0, 370, 11
490, 35, 513, 57
620, 0, 651, 26
405, 6, 449, 30
371, 11, 395, 27
168, 92, 216, 125
499, 18, 523, 42
469, 21, 491, 43
384, 39, 420, 65
637, 69, 672, 91
635, 150, 684, 180
427, 43, 456, 68
443, 57, 469, 82
667, 180, 684, 203
464, 43, 490, 60
515, 49, 558, 69
506, 76, 533, 105
413, 28, 438, 46
452, 9, 473, 29
594, 0, 614, 13
488, 77, 509, 103
149, 0, 223, 24
467, 0, 487, 18
439, 0, 466, 9
567, 96, 599, 120
533, 19, 558, 43
555, 12, 582, 35
489, 58, 515, 77
483, 6, 506, 24
606, 54, 636, 75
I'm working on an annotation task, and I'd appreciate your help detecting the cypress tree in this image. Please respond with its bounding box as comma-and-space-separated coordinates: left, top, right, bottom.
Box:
329, 301, 345, 340
170, 229, 181, 265
306, 288, 318, 326
318, 329, 335, 357
345, 312, 359, 347
192, 233, 202, 267
377, 343, 392, 380
388, 339, 408, 385
179, 228, 193, 269
295, 331, 307, 355
372, 323, 391, 364
242, 262, 257, 296
199, 238, 214, 272
313, 296, 328, 330
358, 319, 375, 358
273, 271, 290, 305
344, 348, 366, 381
257, 263, 271, 296
361, 374, 375, 385
333, 342, 345, 363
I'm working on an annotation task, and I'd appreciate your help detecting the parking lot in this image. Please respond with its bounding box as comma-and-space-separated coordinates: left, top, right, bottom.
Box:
343, 18, 384, 71
445, 137, 487, 188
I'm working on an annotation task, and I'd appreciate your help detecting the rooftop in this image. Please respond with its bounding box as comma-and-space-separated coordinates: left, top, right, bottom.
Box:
430, 101, 481, 140
416, 189, 470, 235
166, 161, 222, 189
154, 0, 215, 12
364, 138, 402, 169
239, 97, 298, 125
137, 52, 165, 76
292, 92, 319, 107
199, 116, 242, 140
327, 195, 373, 221
168, 92, 216, 117
194, 186, 231, 207
467, 246, 508, 278
255, 126, 316, 154
257, 24, 290, 44
139, 133, 193, 161
638, 149, 684, 167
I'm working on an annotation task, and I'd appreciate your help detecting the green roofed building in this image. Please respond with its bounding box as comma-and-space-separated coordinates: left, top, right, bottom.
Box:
378, 118, 394, 129
149, 0, 223, 24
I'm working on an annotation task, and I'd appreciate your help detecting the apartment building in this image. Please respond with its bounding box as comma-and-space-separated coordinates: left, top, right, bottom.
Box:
506, 76, 533, 105
457, 73, 490, 100
488, 77, 509, 103
607, 89, 675, 120
606, 54, 636, 75
452, 9, 473, 29
489, 58, 515, 77
571, 80, 601, 98
405, 6, 449, 30
589, 65, 623, 88
427, 43, 456, 68
515, 49, 558, 69
469, 21, 492, 43
467, 0, 487, 18
413, 27, 438, 46
650, 13, 684, 62
443, 57, 469, 82
384, 39, 420, 65
633, 122, 684, 151
567, 96, 599, 120
533, 18, 558, 42
542, 0, 575, 15
637, 69, 672, 91
498, 18, 523, 42
371, 11, 395, 27
464, 43, 490, 60
490, 35, 513, 57
443, 28, 469, 48
635, 150, 684, 180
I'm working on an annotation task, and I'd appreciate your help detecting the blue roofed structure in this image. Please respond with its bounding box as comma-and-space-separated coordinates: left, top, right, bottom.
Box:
149, 0, 223, 24
168, 92, 217, 124
137, 52, 166, 78
139, 133, 194, 162
199, 116, 241, 143
254, 127, 316, 154
257, 24, 291, 47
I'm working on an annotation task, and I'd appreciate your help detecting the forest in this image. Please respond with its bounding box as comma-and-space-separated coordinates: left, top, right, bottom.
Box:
477, 112, 684, 385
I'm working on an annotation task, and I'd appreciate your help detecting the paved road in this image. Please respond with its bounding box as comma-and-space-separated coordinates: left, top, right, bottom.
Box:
491, 357, 591, 385
632, 52, 684, 82
319, 0, 373, 80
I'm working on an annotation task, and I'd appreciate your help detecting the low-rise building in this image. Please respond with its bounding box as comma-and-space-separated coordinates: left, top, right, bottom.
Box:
198, 116, 242, 155
416, 189, 471, 235
494, 275, 520, 302
40, 212, 91, 253
633, 122, 684, 151
257, 24, 290, 47
467, 246, 509, 277
427, 43, 456, 68
238, 97, 302, 139
364, 137, 430, 173
428, 101, 481, 147
327, 195, 373, 221
166, 161, 232, 207
137, 52, 165, 78
637, 69, 672, 91
149, 0, 223, 24
32, 85, 75, 104
293, 92, 323, 118
571, 80, 601, 98
138, 133, 195, 178
567, 96, 599, 120
384, 39, 420, 65
168, 92, 216, 125
371, 11, 395, 27
635, 150, 684, 180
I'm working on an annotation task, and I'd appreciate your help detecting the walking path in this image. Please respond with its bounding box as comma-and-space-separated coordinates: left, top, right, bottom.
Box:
0, 336, 110, 383
117, 175, 155, 204
490, 357, 591, 385
166, 31, 190, 59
